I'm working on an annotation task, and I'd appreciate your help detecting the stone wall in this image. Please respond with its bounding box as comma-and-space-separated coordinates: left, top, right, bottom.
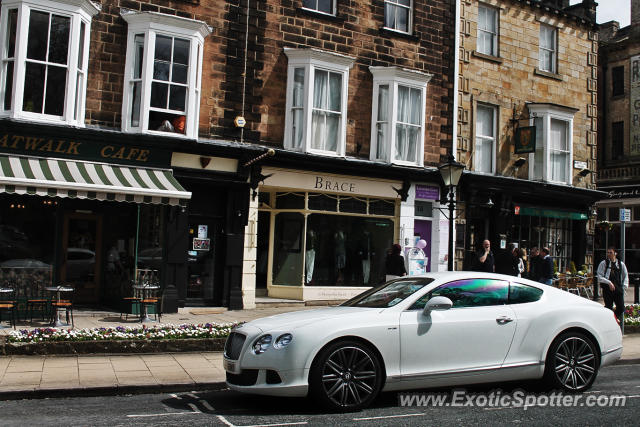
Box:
457, 0, 597, 189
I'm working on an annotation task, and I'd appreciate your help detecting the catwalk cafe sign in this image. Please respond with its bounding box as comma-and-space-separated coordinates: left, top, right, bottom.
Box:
0, 130, 170, 167
262, 167, 401, 199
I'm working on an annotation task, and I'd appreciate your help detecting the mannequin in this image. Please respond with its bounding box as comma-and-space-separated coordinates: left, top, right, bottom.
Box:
335, 230, 346, 284
358, 230, 372, 284
305, 229, 316, 284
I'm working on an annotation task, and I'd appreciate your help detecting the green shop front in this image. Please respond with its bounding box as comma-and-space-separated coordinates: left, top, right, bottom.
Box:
0, 120, 191, 312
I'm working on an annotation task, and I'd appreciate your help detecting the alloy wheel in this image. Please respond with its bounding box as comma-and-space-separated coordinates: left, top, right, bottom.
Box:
320, 345, 378, 407
553, 336, 597, 390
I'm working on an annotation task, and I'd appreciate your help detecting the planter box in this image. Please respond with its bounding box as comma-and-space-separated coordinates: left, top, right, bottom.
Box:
1, 337, 226, 356
624, 324, 640, 334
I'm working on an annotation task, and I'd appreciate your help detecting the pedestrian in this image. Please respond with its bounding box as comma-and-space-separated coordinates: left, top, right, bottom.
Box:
516, 248, 526, 278
495, 243, 519, 276
540, 247, 554, 285
474, 240, 495, 272
385, 243, 406, 281
529, 246, 542, 281
596, 247, 629, 325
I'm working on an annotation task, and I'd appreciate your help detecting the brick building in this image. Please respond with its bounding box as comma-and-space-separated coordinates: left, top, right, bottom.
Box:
0, 0, 456, 309
595, 0, 640, 274
455, 0, 604, 275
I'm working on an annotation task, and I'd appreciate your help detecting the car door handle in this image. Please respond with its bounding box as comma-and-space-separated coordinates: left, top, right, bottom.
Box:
496, 316, 514, 325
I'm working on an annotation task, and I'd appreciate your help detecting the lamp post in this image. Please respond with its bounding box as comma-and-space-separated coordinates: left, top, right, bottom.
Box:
438, 154, 465, 271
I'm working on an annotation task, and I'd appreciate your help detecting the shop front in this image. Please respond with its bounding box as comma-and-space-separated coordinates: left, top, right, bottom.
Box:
594, 185, 640, 273
256, 168, 402, 301
460, 173, 603, 275
0, 120, 190, 309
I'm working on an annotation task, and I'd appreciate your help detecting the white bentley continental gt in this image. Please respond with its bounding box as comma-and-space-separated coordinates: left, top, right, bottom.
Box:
223, 272, 622, 411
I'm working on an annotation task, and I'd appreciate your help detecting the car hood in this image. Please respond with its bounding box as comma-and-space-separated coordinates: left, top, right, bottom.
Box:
246, 306, 377, 332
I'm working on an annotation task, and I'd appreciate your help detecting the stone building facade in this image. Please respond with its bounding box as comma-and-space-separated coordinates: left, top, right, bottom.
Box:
456, 0, 603, 275
595, 0, 640, 275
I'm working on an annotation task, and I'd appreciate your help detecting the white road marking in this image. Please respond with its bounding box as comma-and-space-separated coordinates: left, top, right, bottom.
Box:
217, 415, 235, 427
127, 412, 202, 418
241, 423, 308, 427
353, 413, 424, 421
585, 390, 601, 393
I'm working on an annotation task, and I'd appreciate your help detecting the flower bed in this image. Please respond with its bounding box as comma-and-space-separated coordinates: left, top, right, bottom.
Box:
7, 323, 238, 343
625, 304, 640, 326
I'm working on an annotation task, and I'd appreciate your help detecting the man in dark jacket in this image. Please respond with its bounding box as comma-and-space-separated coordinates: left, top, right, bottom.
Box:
540, 247, 554, 285
474, 240, 495, 272
529, 246, 542, 281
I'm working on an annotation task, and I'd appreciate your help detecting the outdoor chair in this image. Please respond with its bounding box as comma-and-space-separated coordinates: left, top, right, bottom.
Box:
0, 288, 17, 329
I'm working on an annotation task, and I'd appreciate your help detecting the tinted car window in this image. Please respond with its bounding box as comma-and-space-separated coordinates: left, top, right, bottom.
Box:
509, 282, 543, 304
411, 278, 509, 309
342, 278, 434, 308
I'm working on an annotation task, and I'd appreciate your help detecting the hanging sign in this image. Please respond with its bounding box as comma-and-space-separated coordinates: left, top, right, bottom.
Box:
514, 126, 536, 154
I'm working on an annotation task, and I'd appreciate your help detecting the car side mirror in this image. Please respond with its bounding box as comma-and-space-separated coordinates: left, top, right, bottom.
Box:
423, 296, 453, 316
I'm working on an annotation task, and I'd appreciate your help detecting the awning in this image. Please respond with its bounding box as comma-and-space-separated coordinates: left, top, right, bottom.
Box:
0, 155, 191, 206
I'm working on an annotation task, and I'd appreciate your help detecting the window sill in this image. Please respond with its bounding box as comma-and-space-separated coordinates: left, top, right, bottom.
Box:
125, 128, 195, 140
379, 27, 420, 42
471, 51, 503, 64
533, 68, 563, 81
297, 8, 344, 23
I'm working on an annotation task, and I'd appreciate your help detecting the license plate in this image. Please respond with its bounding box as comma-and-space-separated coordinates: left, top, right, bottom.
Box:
223, 359, 236, 372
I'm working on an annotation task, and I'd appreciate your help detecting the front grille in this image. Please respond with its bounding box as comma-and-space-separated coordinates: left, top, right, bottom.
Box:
224, 332, 246, 360
226, 369, 259, 386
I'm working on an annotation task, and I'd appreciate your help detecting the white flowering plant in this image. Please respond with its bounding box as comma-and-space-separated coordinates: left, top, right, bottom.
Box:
625, 304, 640, 326
7, 323, 240, 343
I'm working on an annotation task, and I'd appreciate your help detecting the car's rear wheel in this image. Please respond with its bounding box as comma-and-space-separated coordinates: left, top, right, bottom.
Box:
309, 340, 383, 411
544, 331, 599, 392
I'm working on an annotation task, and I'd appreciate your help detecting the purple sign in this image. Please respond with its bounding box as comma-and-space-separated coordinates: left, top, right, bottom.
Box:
415, 185, 439, 200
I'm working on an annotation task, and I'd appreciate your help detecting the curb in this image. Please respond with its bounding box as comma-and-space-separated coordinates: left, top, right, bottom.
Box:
614, 358, 640, 366
0, 381, 228, 401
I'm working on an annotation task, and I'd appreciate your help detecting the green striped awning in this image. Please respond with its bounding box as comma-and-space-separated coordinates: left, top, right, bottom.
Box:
0, 155, 191, 206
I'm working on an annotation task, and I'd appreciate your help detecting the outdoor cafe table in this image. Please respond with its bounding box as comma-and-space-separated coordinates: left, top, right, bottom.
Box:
45, 286, 74, 327
133, 284, 160, 323
0, 287, 14, 329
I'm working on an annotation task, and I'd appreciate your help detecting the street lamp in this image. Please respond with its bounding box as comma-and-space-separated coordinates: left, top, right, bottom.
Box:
438, 154, 465, 271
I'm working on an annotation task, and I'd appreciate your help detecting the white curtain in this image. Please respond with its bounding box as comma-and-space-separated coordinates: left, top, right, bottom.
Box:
533, 117, 544, 180
311, 70, 340, 152
550, 119, 567, 182
376, 85, 389, 160
291, 68, 305, 148
475, 105, 494, 173
395, 86, 420, 162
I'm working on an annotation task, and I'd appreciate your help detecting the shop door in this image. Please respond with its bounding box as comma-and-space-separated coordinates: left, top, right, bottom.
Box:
61, 212, 102, 304
186, 219, 218, 304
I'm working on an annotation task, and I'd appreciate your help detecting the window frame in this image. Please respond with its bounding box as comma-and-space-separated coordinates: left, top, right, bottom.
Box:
474, 103, 497, 174
121, 11, 210, 140
369, 66, 431, 167
527, 104, 576, 186
539, 24, 557, 74
409, 278, 509, 310
0, 0, 98, 126
301, 0, 336, 16
383, 0, 413, 35
284, 48, 354, 157
611, 66, 624, 97
477, 4, 499, 57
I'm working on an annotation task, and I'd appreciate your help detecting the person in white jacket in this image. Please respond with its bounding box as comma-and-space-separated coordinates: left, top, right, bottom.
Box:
596, 247, 629, 324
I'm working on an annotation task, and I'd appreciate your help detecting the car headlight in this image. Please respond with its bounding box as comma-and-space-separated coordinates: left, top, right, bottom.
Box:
273, 333, 293, 349
252, 334, 272, 354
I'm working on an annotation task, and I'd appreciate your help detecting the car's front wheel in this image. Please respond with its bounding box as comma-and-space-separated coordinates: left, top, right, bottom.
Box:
309, 340, 383, 411
544, 331, 600, 392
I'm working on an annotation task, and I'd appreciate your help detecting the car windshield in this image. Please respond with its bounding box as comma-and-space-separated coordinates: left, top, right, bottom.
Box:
341, 278, 434, 308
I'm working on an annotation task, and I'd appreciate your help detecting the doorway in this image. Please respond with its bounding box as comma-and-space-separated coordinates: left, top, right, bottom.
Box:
186, 218, 219, 305
61, 212, 102, 304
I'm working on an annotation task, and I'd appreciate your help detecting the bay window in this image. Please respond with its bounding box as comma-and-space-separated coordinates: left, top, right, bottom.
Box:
0, 0, 98, 125
121, 11, 210, 139
528, 103, 576, 185
284, 48, 354, 156
370, 66, 431, 166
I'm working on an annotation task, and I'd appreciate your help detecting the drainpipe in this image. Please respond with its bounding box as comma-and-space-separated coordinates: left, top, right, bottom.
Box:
452, 0, 461, 158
